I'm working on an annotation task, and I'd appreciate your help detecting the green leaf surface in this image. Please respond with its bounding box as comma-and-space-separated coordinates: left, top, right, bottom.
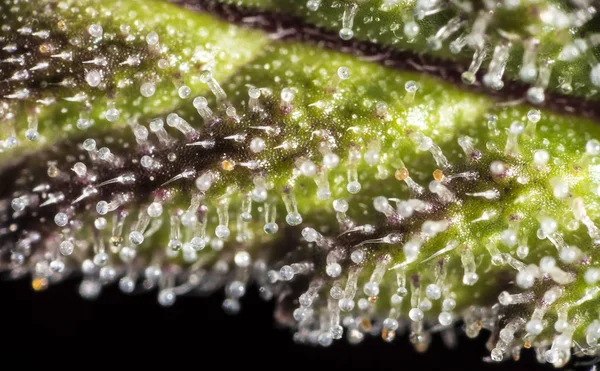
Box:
2, 0, 600, 366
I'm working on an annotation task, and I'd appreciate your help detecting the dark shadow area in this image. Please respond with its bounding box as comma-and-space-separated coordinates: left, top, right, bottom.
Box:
0, 279, 584, 370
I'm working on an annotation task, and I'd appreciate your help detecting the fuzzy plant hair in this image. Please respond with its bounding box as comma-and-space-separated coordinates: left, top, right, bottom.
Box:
4, 0, 600, 367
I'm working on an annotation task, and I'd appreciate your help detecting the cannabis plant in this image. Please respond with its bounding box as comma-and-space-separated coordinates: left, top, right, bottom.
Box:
2, 0, 600, 367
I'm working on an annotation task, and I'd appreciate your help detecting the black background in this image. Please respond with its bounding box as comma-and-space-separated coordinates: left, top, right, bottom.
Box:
0, 279, 583, 370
